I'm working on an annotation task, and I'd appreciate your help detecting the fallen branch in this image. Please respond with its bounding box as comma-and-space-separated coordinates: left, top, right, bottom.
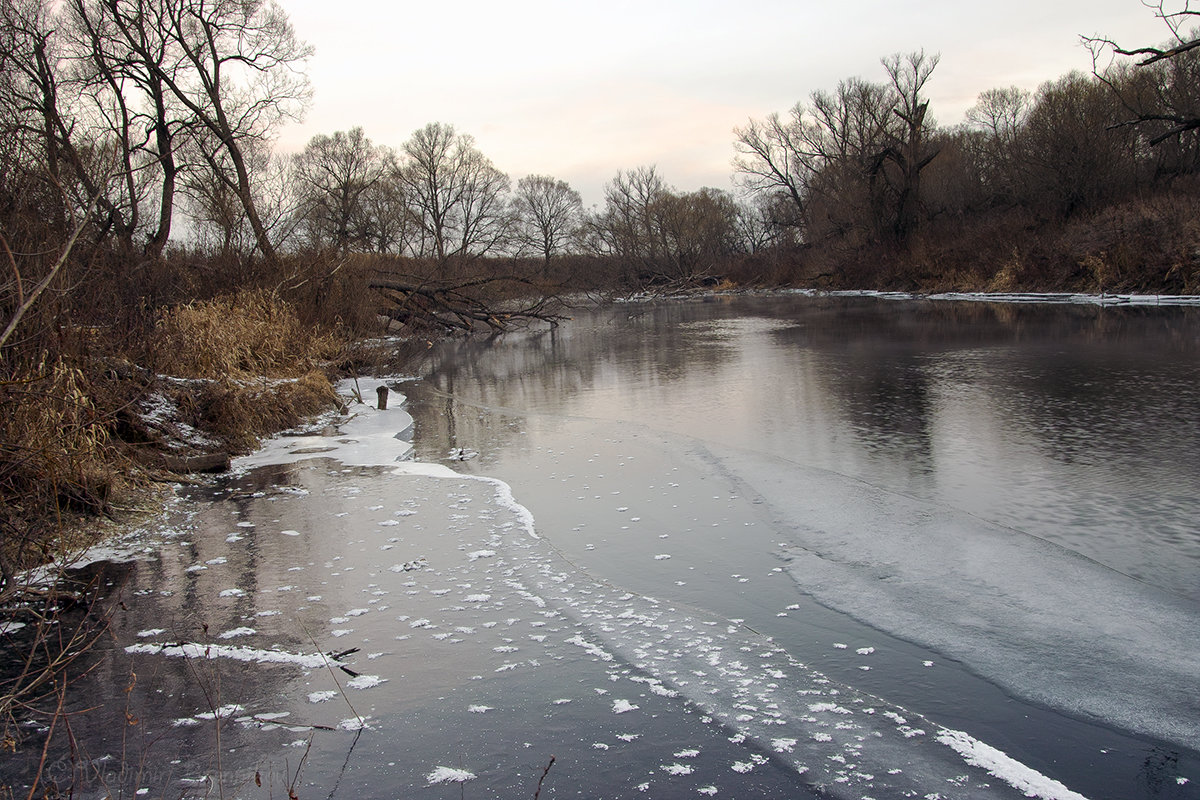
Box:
368, 274, 568, 333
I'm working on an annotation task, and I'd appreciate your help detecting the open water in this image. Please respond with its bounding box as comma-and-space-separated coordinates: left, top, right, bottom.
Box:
4, 293, 1199, 799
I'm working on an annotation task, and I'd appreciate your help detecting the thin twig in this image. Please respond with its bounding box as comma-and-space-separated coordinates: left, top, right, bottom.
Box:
533, 755, 556, 800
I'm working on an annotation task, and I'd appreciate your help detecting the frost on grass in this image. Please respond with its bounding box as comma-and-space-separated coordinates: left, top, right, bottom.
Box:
426, 766, 476, 785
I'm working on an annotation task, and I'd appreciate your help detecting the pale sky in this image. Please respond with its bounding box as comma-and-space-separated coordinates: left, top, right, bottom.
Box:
275, 0, 1173, 207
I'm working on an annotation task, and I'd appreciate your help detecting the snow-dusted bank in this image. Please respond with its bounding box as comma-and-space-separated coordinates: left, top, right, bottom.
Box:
784, 289, 1200, 307
616, 287, 1200, 307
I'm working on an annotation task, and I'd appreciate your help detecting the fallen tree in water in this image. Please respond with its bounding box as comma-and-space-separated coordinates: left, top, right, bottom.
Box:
369, 274, 570, 333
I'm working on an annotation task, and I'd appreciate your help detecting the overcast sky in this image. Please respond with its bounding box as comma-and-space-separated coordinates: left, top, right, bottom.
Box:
275, 0, 1173, 207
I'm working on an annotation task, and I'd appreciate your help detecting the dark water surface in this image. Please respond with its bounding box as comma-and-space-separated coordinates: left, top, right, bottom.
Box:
402, 294, 1200, 796
5, 294, 1199, 800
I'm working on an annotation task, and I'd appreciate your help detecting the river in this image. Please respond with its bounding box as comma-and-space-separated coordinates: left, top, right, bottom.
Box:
4, 293, 1199, 799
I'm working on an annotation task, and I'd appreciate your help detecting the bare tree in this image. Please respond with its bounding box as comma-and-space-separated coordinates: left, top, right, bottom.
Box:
872, 50, 941, 245
183, 139, 300, 260
962, 86, 1031, 204
1013, 71, 1138, 215
732, 193, 789, 254
734, 76, 895, 240
63, 0, 186, 259
1110, 1, 1200, 65
586, 168, 739, 285
1088, 3, 1200, 147
359, 173, 415, 255
586, 165, 669, 277
511, 174, 582, 268
149, 0, 312, 263
0, 1, 110, 234
292, 127, 394, 253
654, 187, 739, 279
732, 107, 815, 226
396, 122, 511, 265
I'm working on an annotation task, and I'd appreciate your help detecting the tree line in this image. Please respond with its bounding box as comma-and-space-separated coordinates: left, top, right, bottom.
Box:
735, 31, 1200, 267
4, 1, 1200, 363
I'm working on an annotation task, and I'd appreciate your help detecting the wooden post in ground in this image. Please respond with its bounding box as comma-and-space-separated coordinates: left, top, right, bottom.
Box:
376, 385, 389, 410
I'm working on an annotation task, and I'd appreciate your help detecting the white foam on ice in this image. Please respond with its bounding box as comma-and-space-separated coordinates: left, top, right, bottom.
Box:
790, 288, 1200, 307
233, 379, 542, 540
426, 766, 476, 784
937, 729, 1088, 800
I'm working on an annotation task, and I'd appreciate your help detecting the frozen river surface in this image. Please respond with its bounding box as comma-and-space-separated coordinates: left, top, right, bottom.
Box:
8, 294, 1200, 799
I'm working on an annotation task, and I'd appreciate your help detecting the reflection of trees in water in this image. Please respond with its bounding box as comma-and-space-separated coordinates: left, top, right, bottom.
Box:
405, 296, 1200, 518
406, 301, 740, 463
15, 464, 361, 797
768, 298, 1200, 479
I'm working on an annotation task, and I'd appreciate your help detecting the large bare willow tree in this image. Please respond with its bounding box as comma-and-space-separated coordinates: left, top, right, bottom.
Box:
734, 51, 940, 248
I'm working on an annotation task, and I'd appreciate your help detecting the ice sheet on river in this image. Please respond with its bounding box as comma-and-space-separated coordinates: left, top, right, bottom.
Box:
695, 444, 1200, 750
191, 383, 1103, 797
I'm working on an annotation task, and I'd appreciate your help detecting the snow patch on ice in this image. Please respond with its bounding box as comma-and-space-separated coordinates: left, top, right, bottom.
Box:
346, 675, 386, 689
936, 728, 1088, 800
126, 642, 327, 669
217, 627, 255, 639
426, 766, 476, 785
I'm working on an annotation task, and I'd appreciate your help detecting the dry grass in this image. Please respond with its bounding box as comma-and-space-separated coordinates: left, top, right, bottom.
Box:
189, 371, 339, 454
0, 357, 127, 577
153, 289, 344, 379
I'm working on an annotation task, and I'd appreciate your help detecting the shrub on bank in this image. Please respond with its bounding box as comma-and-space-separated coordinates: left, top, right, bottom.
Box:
153, 289, 344, 378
